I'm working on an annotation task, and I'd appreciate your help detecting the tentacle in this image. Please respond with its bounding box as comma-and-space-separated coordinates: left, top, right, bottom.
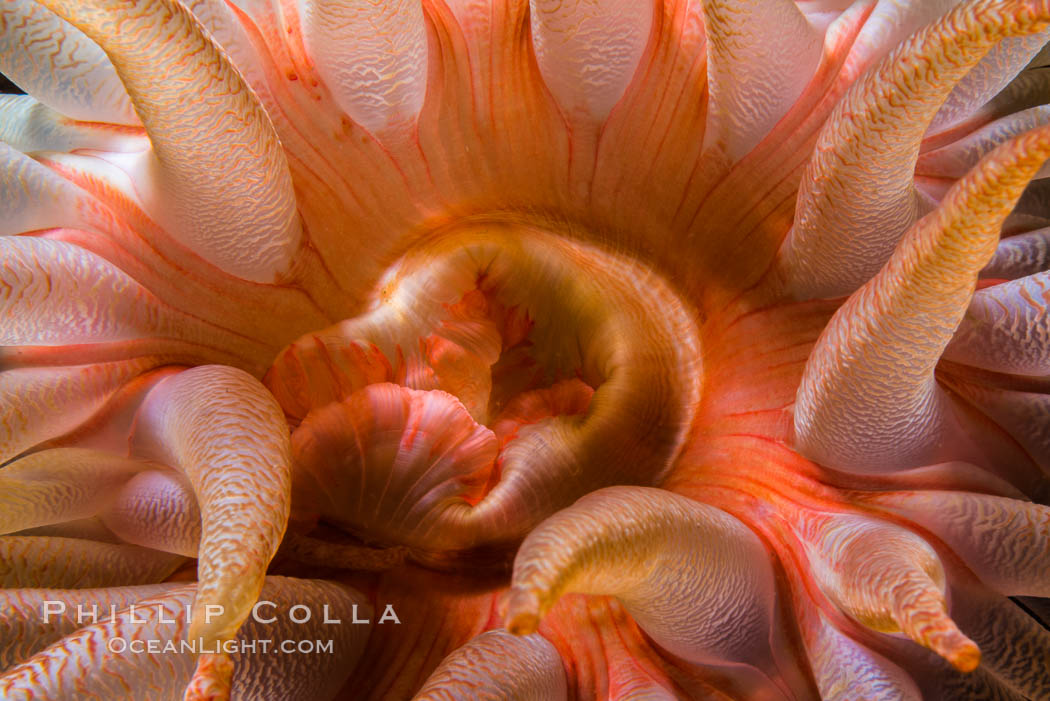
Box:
949, 580, 1050, 698
841, 0, 958, 73
950, 63, 1050, 144
801, 607, 922, 701
886, 640, 1030, 701
0, 583, 172, 668
929, 30, 1050, 134
981, 227, 1050, 278
0, 576, 371, 700
177, 0, 272, 110
0, 536, 184, 588
130, 365, 291, 647
917, 106, 1050, 179
0, 358, 160, 463
794, 123, 1050, 471
783, 0, 1050, 299
699, 0, 823, 161
0, 95, 145, 153
528, 0, 653, 124
34, 0, 301, 283
228, 577, 373, 701
183, 652, 233, 701
505, 487, 778, 672
0, 141, 95, 236
98, 469, 202, 557
532, 592, 789, 701
796, 514, 979, 671
1013, 176, 1050, 217
0, 583, 196, 699
0, 448, 147, 535
0, 0, 137, 125
865, 490, 1050, 597
611, 684, 677, 701
948, 381, 1050, 474
290, 383, 499, 551
0, 236, 252, 364
1000, 211, 1050, 236
413, 630, 568, 701
944, 271, 1050, 374
299, 0, 427, 135
15, 516, 118, 542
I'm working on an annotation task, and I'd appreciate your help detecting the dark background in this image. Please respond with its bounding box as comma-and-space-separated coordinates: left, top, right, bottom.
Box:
0, 74, 24, 94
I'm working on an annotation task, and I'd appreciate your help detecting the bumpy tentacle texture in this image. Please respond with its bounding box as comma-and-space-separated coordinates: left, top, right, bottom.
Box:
183, 652, 234, 701
0, 536, 184, 587
796, 514, 979, 671
0, 143, 98, 235
783, 0, 1050, 299
131, 366, 292, 647
98, 469, 202, 557
865, 490, 1050, 597
0, 0, 136, 125
795, 122, 1050, 471
0, 448, 147, 534
0, 577, 371, 700
34, 0, 301, 282
945, 270, 1050, 373
505, 488, 782, 682
529, 0, 653, 124
801, 607, 923, 701
413, 630, 568, 701
700, 0, 822, 161
3, 0, 1050, 698
0, 583, 172, 668
299, 0, 427, 135
930, 29, 1050, 132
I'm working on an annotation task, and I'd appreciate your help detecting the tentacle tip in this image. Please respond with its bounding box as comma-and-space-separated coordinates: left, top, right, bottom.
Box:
504, 588, 542, 636
921, 621, 981, 673
505, 613, 539, 636
183, 651, 234, 701
945, 639, 981, 674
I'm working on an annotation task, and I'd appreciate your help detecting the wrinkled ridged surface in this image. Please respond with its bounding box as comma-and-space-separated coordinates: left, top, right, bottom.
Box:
796, 513, 979, 670
529, 0, 653, 123
0, 577, 372, 701
700, 0, 822, 161
506, 487, 778, 673
795, 122, 1050, 471
99, 469, 202, 557
299, 0, 428, 134
784, 0, 1050, 299
0, 536, 184, 588
413, 629, 568, 701
0, 448, 148, 534
35, 0, 301, 283
0, 0, 137, 125
131, 365, 292, 646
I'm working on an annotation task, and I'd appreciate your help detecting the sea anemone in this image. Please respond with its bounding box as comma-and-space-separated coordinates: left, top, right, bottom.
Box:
1, 0, 1050, 698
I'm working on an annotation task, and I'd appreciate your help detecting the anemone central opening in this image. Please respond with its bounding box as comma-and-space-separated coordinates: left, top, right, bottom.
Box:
266, 222, 703, 561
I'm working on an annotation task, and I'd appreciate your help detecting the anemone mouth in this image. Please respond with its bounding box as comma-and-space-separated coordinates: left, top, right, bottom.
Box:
268, 221, 702, 560
3, 0, 1050, 699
